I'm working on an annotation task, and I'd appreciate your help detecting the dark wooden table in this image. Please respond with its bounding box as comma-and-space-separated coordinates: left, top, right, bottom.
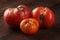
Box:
0, 0, 60, 40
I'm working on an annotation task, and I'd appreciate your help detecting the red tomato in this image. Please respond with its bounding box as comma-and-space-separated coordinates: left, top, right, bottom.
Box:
3, 5, 30, 28
32, 7, 55, 28
20, 18, 39, 35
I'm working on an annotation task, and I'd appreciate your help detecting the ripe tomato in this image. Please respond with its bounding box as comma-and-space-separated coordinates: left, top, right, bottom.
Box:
32, 7, 55, 28
20, 18, 39, 35
3, 5, 30, 28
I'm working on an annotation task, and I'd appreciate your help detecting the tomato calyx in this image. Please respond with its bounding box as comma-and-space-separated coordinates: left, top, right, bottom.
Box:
24, 21, 31, 27
17, 6, 25, 13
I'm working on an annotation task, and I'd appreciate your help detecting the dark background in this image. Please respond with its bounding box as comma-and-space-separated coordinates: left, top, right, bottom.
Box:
0, 0, 60, 40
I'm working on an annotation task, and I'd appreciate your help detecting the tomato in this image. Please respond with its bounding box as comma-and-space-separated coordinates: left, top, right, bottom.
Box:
32, 7, 55, 28
20, 18, 39, 35
3, 5, 30, 28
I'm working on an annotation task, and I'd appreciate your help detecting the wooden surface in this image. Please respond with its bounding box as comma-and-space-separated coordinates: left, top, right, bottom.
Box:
0, 0, 60, 40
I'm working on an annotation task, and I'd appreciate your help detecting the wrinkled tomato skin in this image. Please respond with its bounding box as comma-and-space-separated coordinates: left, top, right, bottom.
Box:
20, 18, 39, 35
32, 7, 55, 28
3, 5, 30, 28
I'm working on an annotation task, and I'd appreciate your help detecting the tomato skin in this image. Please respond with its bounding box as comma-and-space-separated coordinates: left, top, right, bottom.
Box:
42, 7, 55, 28
3, 5, 30, 28
32, 7, 55, 28
3, 8, 21, 27
20, 18, 39, 35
